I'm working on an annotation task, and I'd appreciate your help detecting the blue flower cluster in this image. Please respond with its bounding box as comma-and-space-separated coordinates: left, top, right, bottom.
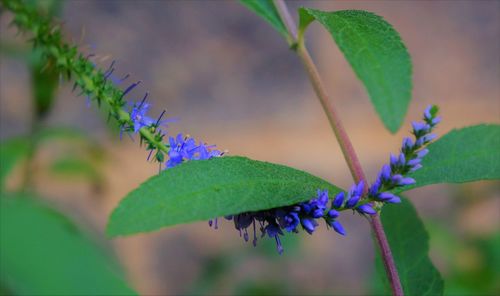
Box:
210, 105, 440, 254
166, 133, 222, 168
213, 183, 368, 255
98, 60, 222, 169
368, 105, 441, 202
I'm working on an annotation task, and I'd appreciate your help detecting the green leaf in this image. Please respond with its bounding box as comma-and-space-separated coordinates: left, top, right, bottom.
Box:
239, 0, 288, 39
50, 157, 102, 183
0, 194, 136, 295
107, 156, 342, 237
0, 138, 30, 191
35, 126, 91, 144
400, 124, 500, 192
375, 198, 444, 296
299, 8, 412, 133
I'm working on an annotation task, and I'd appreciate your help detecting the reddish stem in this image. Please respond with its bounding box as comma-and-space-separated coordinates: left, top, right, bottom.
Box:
273, 1, 404, 295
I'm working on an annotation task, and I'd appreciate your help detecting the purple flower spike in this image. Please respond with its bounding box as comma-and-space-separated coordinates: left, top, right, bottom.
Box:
402, 137, 414, 151
412, 121, 430, 134
312, 208, 324, 219
390, 153, 398, 167
327, 209, 339, 219
301, 218, 317, 235
387, 196, 402, 203
209, 105, 440, 254
391, 174, 403, 184
398, 177, 416, 186
278, 211, 300, 232
424, 105, 433, 120
316, 190, 329, 207
417, 149, 429, 158
409, 164, 423, 172
398, 153, 406, 166
431, 116, 441, 125
165, 133, 220, 169
332, 192, 345, 208
345, 193, 361, 209
356, 204, 377, 215
381, 164, 392, 181
423, 133, 437, 143
415, 137, 425, 147
330, 220, 346, 236
378, 192, 398, 202
369, 178, 382, 197
354, 180, 365, 197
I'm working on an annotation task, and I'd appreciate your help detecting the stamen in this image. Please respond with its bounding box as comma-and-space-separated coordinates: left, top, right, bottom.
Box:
155, 110, 166, 126
243, 228, 249, 242
105, 60, 116, 74
275, 235, 283, 255
252, 220, 257, 247
119, 73, 130, 83
104, 67, 114, 80
138, 92, 149, 108
121, 80, 141, 98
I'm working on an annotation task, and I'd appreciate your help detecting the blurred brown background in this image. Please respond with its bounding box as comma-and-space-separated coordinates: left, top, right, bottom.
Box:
1, 0, 499, 295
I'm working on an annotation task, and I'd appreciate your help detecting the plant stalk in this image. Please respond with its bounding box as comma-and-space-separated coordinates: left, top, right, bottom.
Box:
274, 1, 404, 295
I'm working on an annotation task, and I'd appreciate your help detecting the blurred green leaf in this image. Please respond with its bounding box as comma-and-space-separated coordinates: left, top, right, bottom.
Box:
0, 42, 31, 60
0, 193, 136, 295
107, 156, 342, 237
35, 126, 93, 144
428, 226, 500, 295
299, 9, 412, 133
0, 138, 30, 191
235, 280, 290, 296
400, 124, 500, 192
25, 0, 63, 16
50, 157, 102, 183
239, 0, 288, 38
374, 198, 444, 296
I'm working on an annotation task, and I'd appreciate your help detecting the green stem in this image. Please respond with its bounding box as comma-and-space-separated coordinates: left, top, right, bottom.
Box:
3, 0, 170, 158
273, 1, 404, 295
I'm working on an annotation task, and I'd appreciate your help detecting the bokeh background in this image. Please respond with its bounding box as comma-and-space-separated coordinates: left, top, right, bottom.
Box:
1, 0, 499, 295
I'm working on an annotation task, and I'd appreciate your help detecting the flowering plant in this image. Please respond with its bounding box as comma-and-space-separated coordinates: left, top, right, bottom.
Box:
0, 1, 498, 295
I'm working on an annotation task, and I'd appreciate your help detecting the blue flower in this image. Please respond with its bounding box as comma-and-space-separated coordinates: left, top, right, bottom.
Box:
356, 203, 377, 215
345, 181, 364, 208
211, 106, 441, 254
265, 222, 284, 254
130, 102, 154, 133
276, 209, 300, 232
368, 105, 440, 203
377, 192, 398, 202
301, 217, 318, 235
329, 220, 345, 236
332, 192, 345, 208
165, 133, 221, 168
195, 143, 222, 160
